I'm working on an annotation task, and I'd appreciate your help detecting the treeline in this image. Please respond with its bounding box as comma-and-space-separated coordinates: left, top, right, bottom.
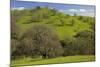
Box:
11, 24, 95, 59
11, 7, 95, 59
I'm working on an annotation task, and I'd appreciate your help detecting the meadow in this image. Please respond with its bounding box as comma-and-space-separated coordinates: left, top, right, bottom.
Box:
11, 55, 95, 67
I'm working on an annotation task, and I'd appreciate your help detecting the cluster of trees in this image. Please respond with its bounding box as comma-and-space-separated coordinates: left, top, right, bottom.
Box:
11, 24, 95, 59
11, 25, 64, 59
11, 7, 95, 59
61, 30, 95, 56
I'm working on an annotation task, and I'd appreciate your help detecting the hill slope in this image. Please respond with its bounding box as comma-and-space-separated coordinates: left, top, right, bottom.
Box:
11, 7, 95, 40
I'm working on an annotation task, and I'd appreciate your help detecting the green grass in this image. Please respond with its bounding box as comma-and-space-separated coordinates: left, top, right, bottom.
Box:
17, 21, 92, 40
11, 55, 95, 67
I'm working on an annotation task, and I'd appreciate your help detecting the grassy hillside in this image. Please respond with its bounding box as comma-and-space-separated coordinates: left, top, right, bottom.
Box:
11, 55, 95, 67
11, 7, 94, 40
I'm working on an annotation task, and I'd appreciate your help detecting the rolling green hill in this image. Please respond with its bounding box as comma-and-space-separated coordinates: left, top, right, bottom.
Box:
11, 7, 95, 40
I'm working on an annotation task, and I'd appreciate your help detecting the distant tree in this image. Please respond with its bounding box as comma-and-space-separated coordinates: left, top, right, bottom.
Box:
70, 19, 75, 26
50, 9, 57, 16
89, 18, 95, 31
90, 22, 95, 31
74, 13, 77, 16
32, 7, 53, 22
78, 16, 83, 20
36, 6, 41, 10
60, 19, 65, 26
78, 16, 89, 23
66, 14, 70, 18
22, 25, 64, 58
66, 19, 75, 26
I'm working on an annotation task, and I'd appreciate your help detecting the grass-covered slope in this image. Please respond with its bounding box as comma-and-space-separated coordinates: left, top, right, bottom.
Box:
11, 55, 95, 67
11, 7, 95, 40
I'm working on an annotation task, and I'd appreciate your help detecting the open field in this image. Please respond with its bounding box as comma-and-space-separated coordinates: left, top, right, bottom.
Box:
11, 55, 95, 67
